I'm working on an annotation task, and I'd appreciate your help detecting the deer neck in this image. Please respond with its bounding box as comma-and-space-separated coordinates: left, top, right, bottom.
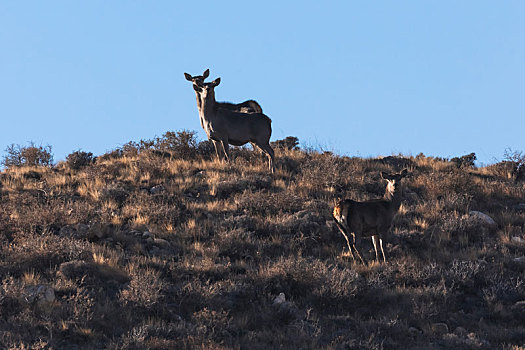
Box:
383, 182, 403, 209
200, 92, 218, 119
194, 91, 202, 111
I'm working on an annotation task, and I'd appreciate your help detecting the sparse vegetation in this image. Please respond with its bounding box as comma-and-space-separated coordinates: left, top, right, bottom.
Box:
272, 136, 300, 151
2, 142, 53, 168
1, 133, 525, 349
451, 152, 477, 168
66, 150, 95, 170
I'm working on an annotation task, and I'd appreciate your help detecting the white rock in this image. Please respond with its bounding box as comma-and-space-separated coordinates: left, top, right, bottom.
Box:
150, 185, 165, 194
408, 327, 422, 335
514, 256, 525, 263
24, 285, 55, 304
513, 203, 525, 211
273, 292, 286, 305
511, 236, 525, 244
431, 322, 449, 334
454, 326, 468, 337
512, 301, 525, 310
469, 211, 497, 227
153, 238, 169, 247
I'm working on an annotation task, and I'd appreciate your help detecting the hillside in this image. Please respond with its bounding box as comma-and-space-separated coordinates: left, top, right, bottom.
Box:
1, 135, 525, 349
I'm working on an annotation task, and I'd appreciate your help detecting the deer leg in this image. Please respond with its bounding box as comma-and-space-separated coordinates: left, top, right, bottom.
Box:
334, 223, 356, 263
221, 140, 231, 162
260, 143, 275, 173
342, 231, 356, 263
379, 237, 387, 263
211, 140, 222, 161
372, 235, 381, 263
351, 240, 366, 265
253, 142, 275, 173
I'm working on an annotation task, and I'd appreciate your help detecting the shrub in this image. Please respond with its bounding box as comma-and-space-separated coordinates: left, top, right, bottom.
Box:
271, 136, 299, 151
451, 152, 476, 168
503, 148, 525, 181
2, 143, 53, 168
196, 140, 215, 159
66, 150, 95, 170
154, 130, 198, 159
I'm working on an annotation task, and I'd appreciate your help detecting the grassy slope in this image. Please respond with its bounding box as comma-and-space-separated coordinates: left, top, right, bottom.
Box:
0, 147, 524, 349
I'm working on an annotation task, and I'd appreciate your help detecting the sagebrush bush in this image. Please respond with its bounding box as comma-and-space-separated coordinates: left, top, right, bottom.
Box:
451, 152, 477, 168
66, 150, 95, 170
2, 142, 53, 168
271, 136, 300, 150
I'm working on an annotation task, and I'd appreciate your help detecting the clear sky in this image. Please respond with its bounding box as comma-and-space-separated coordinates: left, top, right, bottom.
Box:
1, 1, 524, 165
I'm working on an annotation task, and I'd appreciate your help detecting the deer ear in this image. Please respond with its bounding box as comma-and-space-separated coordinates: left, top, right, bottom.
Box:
400, 168, 408, 177
184, 73, 193, 81
203, 69, 210, 79
213, 77, 221, 86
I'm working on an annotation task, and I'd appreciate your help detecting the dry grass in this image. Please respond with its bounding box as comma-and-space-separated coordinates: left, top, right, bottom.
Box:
1, 145, 525, 349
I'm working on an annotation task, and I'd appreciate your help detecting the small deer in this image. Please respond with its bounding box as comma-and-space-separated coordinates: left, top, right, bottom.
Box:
332, 169, 408, 264
194, 77, 275, 172
184, 69, 262, 114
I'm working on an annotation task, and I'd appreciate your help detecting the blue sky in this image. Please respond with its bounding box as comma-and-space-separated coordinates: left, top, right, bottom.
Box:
1, 1, 524, 165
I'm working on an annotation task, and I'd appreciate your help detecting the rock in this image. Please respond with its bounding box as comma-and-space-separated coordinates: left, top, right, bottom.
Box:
150, 185, 165, 194
468, 211, 497, 228
513, 256, 525, 263
273, 292, 286, 305
142, 232, 153, 239
431, 322, 449, 335
454, 327, 468, 337
408, 327, 422, 336
512, 300, 525, 310
513, 203, 525, 211
58, 260, 89, 279
511, 236, 525, 244
153, 238, 169, 247
59, 223, 89, 238
405, 191, 420, 203
87, 223, 114, 240
24, 285, 55, 305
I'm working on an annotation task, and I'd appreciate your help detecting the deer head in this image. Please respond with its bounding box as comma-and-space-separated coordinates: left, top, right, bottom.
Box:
195, 77, 221, 100
184, 69, 210, 89
381, 168, 408, 196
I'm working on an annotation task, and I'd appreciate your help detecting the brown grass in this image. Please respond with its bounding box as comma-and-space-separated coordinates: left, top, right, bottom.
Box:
1, 145, 525, 349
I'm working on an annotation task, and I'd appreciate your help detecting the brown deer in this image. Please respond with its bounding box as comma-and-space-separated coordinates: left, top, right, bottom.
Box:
184, 69, 262, 114
332, 169, 408, 264
194, 77, 275, 172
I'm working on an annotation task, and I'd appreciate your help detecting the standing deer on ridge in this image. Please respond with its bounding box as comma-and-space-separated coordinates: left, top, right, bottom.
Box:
332, 169, 408, 264
193, 77, 275, 173
184, 69, 262, 115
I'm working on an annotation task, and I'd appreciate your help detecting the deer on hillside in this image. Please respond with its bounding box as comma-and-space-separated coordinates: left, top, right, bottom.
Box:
332, 169, 408, 264
184, 69, 262, 115
193, 77, 275, 173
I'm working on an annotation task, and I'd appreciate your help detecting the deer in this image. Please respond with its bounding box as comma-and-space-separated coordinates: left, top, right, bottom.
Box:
332, 169, 408, 264
184, 69, 263, 115
193, 77, 275, 173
